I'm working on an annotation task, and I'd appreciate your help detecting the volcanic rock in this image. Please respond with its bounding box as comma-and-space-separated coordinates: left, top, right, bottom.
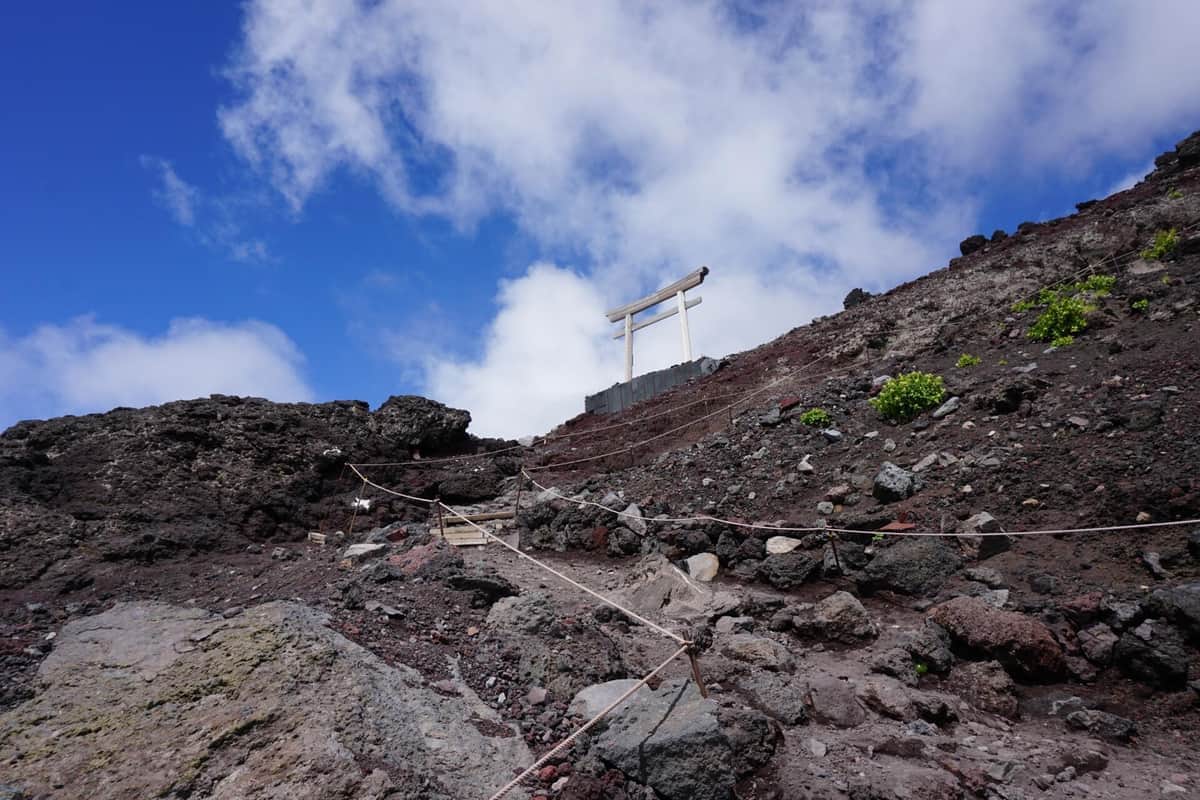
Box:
929, 595, 1067, 681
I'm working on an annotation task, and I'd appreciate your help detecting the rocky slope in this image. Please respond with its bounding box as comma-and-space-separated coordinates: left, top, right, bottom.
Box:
3, 130, 1200, 800
0, 393, 515, 592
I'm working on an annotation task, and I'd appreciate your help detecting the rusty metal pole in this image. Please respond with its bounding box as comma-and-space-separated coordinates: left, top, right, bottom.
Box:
687, 647, 709, 699
828, 531, 843, 573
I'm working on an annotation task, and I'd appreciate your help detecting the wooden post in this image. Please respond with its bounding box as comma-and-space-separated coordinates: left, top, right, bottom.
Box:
436, 499, 446, 538
514, 472, 525, 515
624, 313, 633, 382
677, 289, 692, 362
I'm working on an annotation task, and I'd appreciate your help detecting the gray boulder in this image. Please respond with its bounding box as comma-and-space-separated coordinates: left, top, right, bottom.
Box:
793, 590, 878, 644
486, 591, 556, 634
804, 673, 867, 728
592, 680, 733, 800
872, 462, 922, 503
568, 679, 653, 720
0, 601, 529, 800
720, 633, 796, 672
859, 538, 962, 596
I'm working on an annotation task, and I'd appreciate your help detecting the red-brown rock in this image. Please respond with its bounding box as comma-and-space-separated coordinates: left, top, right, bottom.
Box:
928, 596, 1066, 681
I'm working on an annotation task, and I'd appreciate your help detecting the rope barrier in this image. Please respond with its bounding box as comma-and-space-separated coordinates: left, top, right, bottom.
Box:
522, 470, 1200, 539
436, 501, 687, 645
485, 644, 691, 800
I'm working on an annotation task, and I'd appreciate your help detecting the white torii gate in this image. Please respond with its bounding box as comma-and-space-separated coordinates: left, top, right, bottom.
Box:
606, 266, 708, 383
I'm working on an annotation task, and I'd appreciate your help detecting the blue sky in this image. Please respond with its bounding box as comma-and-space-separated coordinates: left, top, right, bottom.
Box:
2, 2, 1198, 437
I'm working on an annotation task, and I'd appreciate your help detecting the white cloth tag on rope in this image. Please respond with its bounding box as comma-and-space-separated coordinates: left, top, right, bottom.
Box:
351, 497, 371, 511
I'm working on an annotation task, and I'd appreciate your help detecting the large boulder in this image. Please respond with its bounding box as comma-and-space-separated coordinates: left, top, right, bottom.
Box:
0, 602, 530, 799
1144, 582, 1200, 641
929, 596, 1066, 681
804, 673, 867, 728
859, 538, 962, 596
756, 551, 822, 589
793, 591, 878, 644
1112, 619, 1191, 690
592, 680, 734, 800
610, 554, 739, 622
720, 633, 796, 672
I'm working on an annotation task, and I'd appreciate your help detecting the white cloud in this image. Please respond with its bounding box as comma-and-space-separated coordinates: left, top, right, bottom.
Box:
141, 155, 273, 263
0, 317, 313, 427
219, 0, 1200, 437
141, 155, 198, 226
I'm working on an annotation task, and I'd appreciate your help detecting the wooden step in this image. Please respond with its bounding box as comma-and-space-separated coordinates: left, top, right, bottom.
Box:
438, 526, 491, 547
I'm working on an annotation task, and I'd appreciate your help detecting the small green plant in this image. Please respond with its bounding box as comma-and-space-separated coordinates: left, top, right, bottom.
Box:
871, 532, 886, 544
869, 371, 946, 422
914, 662, 929, 677
955, 353, 982, 368
1161, 274, 1173, 286
1131, 298, 1149, 312
1077, 274, 1115, 296
1141, 228, 1179, 260
1168, 188, 1184, 200
1028, 295, 1094, 343
997, 358, 1008, 366
798, 407, 833, 428
1051, 335, 1075, 348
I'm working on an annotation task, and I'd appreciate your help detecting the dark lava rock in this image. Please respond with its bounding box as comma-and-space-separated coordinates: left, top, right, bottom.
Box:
0, 394, 492, 589
959, 234, 988, 256
756, 551, 821, 589
901, 620, 955, 674
859, 538, 962, 596
1144, 582, 1200, 641
1189, 530, 1200, 562
1066, 709, 1137, 742
843, 288, 874, 310
990, 229, 1008, 242
1112, 619, 1191, 689
929, 596, 1066, 682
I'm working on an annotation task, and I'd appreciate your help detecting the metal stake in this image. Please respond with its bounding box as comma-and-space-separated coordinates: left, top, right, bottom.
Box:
687, 647, 709, 699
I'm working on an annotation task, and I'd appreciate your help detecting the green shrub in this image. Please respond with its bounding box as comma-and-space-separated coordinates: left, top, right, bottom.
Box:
1168, 188, 1184, 200
1076, 274, 1115, 296
914, 662, 929, 677
1011, 275, 1113, 312
1028, 295, 1093, 343
869, 371, 946, 422
1141, 228, 1179, 260
1131, 298, 1149, 312
955, 353, 981, 368
799, 407, 832, 428
1051, 335, 1075, 348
